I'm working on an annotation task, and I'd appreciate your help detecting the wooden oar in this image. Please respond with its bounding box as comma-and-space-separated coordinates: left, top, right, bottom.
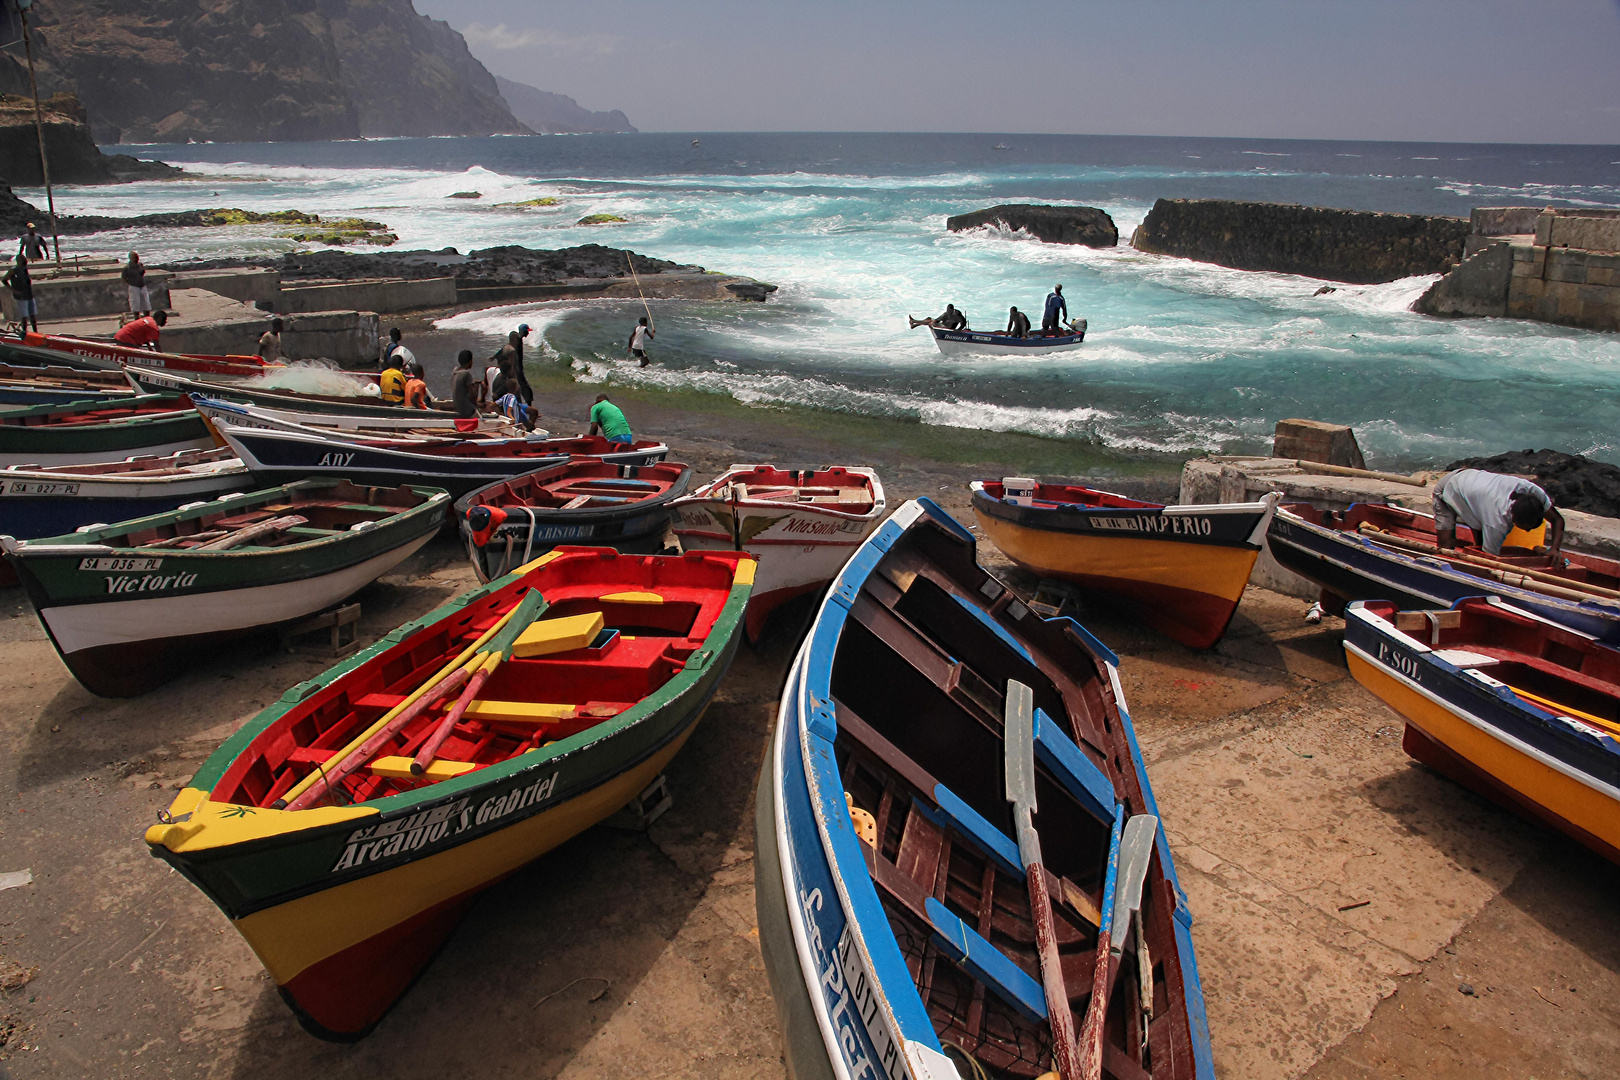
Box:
198, 515, 307, 550
273, 597, 533, 809
1506, 685, 1620, 738
1077, 807, 1123, 1080
412, 589, 549, 776
1003, 681, 1082, 1080
1079, 813, 1160, 1080
1358, 525, 1620, 603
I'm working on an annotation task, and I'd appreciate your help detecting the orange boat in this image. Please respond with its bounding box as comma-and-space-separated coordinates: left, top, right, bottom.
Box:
23, 331, 280, 378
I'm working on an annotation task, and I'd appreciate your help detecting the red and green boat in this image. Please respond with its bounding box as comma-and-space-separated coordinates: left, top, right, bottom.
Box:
3, 479, 449, 696
143, 546, 754, 1039
0, 394, 213, 468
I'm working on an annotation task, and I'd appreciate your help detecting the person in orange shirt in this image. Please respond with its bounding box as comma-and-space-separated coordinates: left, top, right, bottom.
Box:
114, 310, 167, 349
403, 359, 432, 408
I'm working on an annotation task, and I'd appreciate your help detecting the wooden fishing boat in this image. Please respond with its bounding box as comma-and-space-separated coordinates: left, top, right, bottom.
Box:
126, 367, 422, 420
1268, 501, 1620, 645
973, 479, 1279, 649
144, 546, 755, 1038
21, 331, 281, 378
0, 394, 213, 468
757, 498, 1214, 1080
672, 464, 886, 640
0, 446, 249, 544
457, 458, 692, 582
1344, 596, 1620, 864
220, 422, 668, 499
0, 360, 135, 406
931, 322, 1086, 357
190, 393, 523, 439
2, 479, 448, 697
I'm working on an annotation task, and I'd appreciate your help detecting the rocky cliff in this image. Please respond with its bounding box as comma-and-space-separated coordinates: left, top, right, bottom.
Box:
946, 204, 1117, 247
0, 93, 182, 185
495, 78, 636, 135
1131, 199, 1469, 284
1, 0, 528, 143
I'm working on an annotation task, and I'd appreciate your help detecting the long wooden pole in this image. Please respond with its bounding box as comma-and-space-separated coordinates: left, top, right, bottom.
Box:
626, 252, 653, 330
1357, 524, 1620, 603
18, 9, 61, 268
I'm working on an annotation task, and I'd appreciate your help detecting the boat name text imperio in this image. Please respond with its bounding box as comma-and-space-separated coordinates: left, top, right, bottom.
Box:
1089, 514, 1214, 535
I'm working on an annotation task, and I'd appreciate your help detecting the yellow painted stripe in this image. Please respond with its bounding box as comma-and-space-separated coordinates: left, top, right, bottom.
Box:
599, 590, 664, 604
973, 513, 1259, 602
368, 757, 477, 781
234, 712, 703, 983
461, 700, 577, 723
1346, 652, 1620, 853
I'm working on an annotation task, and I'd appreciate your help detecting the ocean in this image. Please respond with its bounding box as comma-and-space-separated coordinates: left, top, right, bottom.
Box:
28, 132, 1620, 470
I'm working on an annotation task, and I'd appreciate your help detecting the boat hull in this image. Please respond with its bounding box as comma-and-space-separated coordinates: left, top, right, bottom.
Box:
0, 465, 251, 542
1344, 606, 1620, 864
0, 395, 212, 468
127, 367, 418, 420
931, 327, 1084, 356
1268, 508, 1620, 644
23, 332, 275, 378
972, 486, 1274, 648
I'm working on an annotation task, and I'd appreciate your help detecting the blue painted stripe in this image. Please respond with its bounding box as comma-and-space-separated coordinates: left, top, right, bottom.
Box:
948, 591, 1034, 662
914, 496, 976, 543
916, 785, 1022, 877
1097, 805, 1125, 936
1054, 616, 1121, 669
1171, 907, 1219, 1078
1032, 707, 1117, 823
924, 897, 1047, 1022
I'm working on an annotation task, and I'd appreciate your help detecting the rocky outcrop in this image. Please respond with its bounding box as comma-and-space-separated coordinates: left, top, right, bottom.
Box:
5, 0, 528, 143
947, 204, 1118, 247
0, 93, 180, 185
1130, 199, 1470, 284
495, 77, 636, 134
1444, 449, 1620, 518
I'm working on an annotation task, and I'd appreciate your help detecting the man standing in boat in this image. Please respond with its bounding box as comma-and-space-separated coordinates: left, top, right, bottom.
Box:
1005, 305, 1031, 338
1041, 284, 1067, 336
909, 303, 967, 330
1434, 468, 1565, 557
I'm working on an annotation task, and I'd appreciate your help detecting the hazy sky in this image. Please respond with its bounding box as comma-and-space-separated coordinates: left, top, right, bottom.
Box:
417, 0, 1620, 144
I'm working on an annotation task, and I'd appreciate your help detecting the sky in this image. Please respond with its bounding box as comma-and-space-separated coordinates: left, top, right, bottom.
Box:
416, 0, 1620, 144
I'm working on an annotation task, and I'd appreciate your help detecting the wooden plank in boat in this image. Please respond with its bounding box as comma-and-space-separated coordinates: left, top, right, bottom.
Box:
461, 700, 578, 723
369, 756, 477, 781
513, 612, 604, 658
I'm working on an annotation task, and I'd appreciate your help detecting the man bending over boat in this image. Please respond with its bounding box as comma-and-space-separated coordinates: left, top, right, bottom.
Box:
114, 310, 167, 350
1434, 468, 1565, 557
909, 304, 967, 331
1041, 284, 1067, 335
588, 394, 634, 445
1005, 305, 1031, 337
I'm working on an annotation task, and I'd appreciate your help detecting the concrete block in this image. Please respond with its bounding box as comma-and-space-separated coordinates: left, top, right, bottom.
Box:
277, 277, 457, 315
1271, 419, 1366, 470
1, 270, 172, 321
1546, 260, 1588, 285
169, 267, 281, 305
1471, 206, 1541, 236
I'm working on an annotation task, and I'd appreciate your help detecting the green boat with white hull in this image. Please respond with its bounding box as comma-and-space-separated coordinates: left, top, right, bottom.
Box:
0, 394, 213, 468
1, 479, 449, 697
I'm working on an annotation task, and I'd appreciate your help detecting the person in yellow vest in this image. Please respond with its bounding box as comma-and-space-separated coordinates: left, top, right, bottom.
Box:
378, 353, 407, 405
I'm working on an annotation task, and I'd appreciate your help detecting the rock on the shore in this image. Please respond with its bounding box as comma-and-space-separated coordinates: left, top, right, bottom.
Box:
946, 204, 1118, 247
1131, 198, 1469, 284
1444, 449, 1620, 519
0, 93, 179, 185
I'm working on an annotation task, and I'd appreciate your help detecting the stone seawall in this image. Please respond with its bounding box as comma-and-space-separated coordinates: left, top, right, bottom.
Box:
1130, 199, 1469, 283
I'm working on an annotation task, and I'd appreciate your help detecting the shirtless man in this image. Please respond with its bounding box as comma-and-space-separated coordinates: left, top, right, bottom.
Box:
1005, 306, 1031, 337
909, 303, 967, 331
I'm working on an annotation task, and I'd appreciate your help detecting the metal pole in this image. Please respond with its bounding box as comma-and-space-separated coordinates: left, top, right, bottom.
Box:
18, 6, 61, 268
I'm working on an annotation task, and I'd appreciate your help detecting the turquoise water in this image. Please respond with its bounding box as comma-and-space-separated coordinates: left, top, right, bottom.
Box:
34, 132, 1620, 467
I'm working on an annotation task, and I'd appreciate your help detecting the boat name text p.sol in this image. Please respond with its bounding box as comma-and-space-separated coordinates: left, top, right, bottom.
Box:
1376, 640, 1422, 680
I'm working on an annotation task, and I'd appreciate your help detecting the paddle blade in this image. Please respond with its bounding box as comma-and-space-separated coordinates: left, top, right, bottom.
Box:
1108, 814, 1160, 958
1003, 679, 1037, 812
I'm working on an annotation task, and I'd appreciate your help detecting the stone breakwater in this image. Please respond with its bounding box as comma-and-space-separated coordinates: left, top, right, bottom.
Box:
1130, 198, 1469, 284
945, 204, 1118, 247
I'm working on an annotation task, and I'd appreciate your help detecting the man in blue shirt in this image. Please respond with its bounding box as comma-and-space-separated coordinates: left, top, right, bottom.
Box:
1042, 284, 1067, 336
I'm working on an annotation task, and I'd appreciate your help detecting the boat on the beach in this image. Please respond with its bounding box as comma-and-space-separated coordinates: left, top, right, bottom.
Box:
457, 458, 692, 582
930, 322, 1086, 357
0, 394, 214, 468
671, 464, 886, 639
1267, 501, 1620, 644
190, 393, 524, 439
220, 423, 669, 499
0, 446, 249, 546
756, 498, 1214, 1080
1344, 596, 1620, 864
2, 479, 447, 697
0, 360, 135, 406
144, 545, 755, 1038
972, 479, 1279, 648
124, 367, 413, 420
19, 331, 280, 379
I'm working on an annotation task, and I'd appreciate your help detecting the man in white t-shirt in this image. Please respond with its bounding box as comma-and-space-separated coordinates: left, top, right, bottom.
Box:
627, 316, 653, 368
1433, 468, 1564, 556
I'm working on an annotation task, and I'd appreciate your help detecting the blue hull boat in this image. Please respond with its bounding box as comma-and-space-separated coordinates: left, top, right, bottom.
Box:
756, 498, 1214, 1080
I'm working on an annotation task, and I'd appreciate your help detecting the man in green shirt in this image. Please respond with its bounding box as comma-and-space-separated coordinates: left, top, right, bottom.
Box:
588, 394, 634, 444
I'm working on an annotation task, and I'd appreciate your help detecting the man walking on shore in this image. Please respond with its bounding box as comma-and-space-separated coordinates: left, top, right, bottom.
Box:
18, 223, 47, 263
5, 252, 37, 332
1041, 284, 1066, 336
627, 316, 653, 367
123, 252, 152, 317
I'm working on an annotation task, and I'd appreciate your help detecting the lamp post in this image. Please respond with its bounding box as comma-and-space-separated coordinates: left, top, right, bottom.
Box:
16, 0, 61, 268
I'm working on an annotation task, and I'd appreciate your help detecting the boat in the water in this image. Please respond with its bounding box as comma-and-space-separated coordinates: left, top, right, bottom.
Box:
19, 331, 280, 379
972, 479, 1279, 648
1268, 501, 1620, 644
144, 545, 755, 1038
757, 498, 1215, 1080
672, 464, 886, 640
191, 393, 524, 439
1344, 596, 1620, 864
220, 422, 668, 499
0, 446, 249, 545
0, 360, 134, 406
2, 479, 448, 696
0, 394, 213, 468
931, 321, 1086, 357
457, 458, 692, 582
125, 367, 415, 420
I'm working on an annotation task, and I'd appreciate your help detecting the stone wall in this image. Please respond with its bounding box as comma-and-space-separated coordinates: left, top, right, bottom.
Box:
1537, 207, 1620, 253
1506, 243, 1620, 331
1130, 199, 1470, 283
277, 276, 457, 315
0, 270, 171, 321
161, 309, 379, 364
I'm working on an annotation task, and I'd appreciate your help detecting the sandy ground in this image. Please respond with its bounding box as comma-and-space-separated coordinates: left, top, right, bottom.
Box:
0, 390, 1616, 1079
